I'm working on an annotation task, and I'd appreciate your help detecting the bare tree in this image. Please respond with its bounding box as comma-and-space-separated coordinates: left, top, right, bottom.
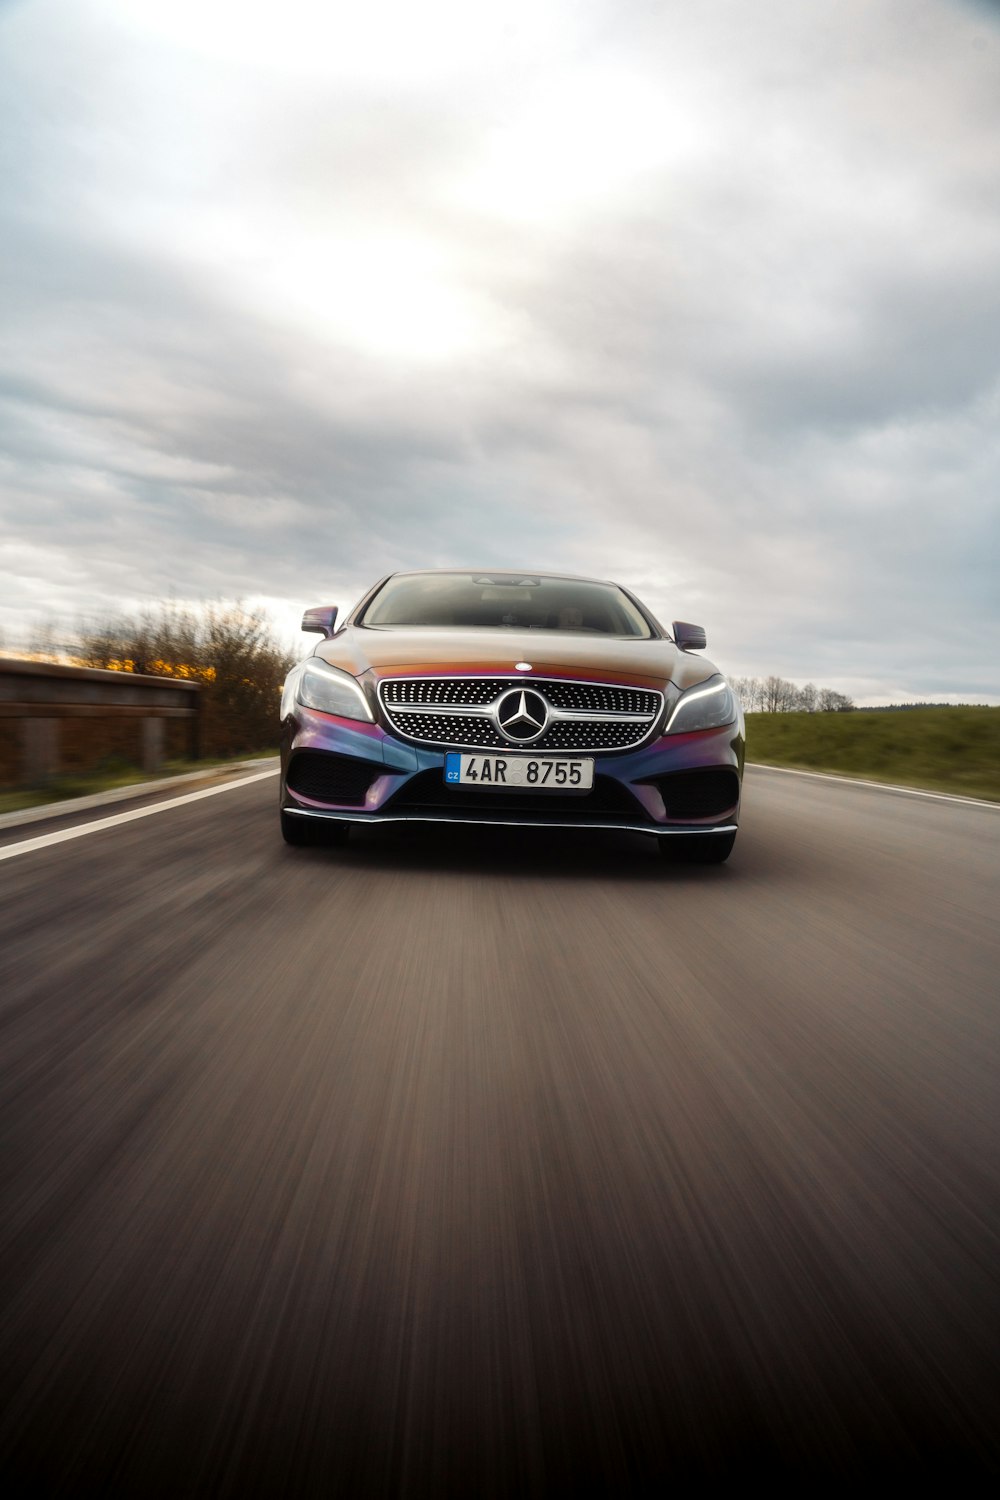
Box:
761, 675, 800, 712
818, 687, 855, 712
731, 676, 763, 712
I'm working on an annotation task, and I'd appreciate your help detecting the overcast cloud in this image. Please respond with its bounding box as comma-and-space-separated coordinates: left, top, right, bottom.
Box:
1, 0, 998, 701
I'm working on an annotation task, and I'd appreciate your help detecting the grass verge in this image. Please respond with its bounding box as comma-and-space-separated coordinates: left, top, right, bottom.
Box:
746, 708, 1000, 803
0, 751, 279, 817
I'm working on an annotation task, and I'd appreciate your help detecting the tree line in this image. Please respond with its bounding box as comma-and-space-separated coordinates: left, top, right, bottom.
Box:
730, 676, 855, 713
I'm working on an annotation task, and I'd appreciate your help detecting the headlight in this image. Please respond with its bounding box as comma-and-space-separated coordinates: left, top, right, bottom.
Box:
664, 676, 736, 734
296, 661, 374, 721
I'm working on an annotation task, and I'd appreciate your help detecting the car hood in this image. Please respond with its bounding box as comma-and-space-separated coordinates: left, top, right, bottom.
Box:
315, 626, 719, 693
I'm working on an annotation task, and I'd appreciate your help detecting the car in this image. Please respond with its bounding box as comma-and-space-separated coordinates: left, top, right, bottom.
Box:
279, 570, 745, 862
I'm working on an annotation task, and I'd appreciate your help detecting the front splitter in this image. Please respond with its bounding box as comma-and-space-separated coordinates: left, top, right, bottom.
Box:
283, 807, 738, 839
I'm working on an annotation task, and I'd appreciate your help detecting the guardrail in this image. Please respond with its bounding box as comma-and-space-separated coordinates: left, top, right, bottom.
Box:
0, 658, 201, 787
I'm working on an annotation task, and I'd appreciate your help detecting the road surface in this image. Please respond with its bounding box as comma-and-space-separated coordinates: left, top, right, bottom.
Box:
1, 767, 998, 1492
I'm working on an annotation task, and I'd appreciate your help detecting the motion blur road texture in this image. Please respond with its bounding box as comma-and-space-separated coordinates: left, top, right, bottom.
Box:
1, 767, 999, 1493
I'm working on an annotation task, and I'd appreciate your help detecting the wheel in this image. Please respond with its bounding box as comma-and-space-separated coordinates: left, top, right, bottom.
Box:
659, 831, 736, 865
281, 811, 349, 847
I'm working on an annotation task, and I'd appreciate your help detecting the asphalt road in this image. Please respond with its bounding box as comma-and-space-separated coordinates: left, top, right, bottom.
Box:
1, 767, 998, 1493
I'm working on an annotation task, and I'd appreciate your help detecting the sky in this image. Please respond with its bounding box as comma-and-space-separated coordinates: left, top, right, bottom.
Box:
1, 0, 998, 703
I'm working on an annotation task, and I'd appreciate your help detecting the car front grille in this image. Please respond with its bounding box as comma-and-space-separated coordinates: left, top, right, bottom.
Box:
377, 676, 663, 753
286, 750, 379, 807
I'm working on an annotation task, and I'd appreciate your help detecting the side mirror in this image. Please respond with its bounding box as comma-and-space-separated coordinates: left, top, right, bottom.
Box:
301, 606, 338, 639
672, 621, 706, 651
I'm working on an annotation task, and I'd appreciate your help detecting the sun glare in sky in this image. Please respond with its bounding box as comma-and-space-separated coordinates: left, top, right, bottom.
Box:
109, 0, 565, 81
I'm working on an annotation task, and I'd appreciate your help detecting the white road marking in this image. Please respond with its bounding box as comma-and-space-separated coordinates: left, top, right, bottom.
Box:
0, 756, 279, 831
0, 769, 280, 862
748, 762, 1000, 810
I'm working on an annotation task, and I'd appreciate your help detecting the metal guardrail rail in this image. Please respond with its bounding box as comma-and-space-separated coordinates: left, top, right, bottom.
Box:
0, 658, 201, 786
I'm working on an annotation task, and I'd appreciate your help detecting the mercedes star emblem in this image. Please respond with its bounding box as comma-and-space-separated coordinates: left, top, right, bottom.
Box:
496, 687, 549, 743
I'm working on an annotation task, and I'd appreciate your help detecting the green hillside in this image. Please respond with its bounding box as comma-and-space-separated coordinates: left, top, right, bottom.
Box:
746, 707, 1000, 802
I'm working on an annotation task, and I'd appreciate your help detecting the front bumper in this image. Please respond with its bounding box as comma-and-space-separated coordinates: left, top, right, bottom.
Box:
280, 707, 744, 840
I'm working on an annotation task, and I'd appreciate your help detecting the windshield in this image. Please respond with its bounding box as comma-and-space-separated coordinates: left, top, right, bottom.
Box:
359, 573, 655, 637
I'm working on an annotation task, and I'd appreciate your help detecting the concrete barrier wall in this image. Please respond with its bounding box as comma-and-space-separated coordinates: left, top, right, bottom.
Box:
0, 658, 201, 787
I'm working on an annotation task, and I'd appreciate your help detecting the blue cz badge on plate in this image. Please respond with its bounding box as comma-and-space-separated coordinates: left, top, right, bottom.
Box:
445, 753, 461, 783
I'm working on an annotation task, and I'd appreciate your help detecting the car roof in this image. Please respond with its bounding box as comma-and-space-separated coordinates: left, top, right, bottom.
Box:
381, 569, 619, 586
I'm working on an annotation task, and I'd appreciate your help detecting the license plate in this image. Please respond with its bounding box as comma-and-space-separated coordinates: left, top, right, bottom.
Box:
445, 754, 594, 790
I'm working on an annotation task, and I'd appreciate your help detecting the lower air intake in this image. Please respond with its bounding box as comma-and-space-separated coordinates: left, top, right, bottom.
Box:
287, 751, 378, 807
645, 769, 740, 821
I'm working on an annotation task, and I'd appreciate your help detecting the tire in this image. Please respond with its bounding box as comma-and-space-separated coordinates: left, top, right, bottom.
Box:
280, 811, 349, 847
659, 831, 736, 865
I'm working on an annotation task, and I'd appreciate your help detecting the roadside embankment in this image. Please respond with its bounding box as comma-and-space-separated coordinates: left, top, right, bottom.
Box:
746, 707, 1000, 803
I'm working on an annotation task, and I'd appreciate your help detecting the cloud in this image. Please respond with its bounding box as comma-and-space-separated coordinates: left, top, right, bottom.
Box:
0, 0, 998, 700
